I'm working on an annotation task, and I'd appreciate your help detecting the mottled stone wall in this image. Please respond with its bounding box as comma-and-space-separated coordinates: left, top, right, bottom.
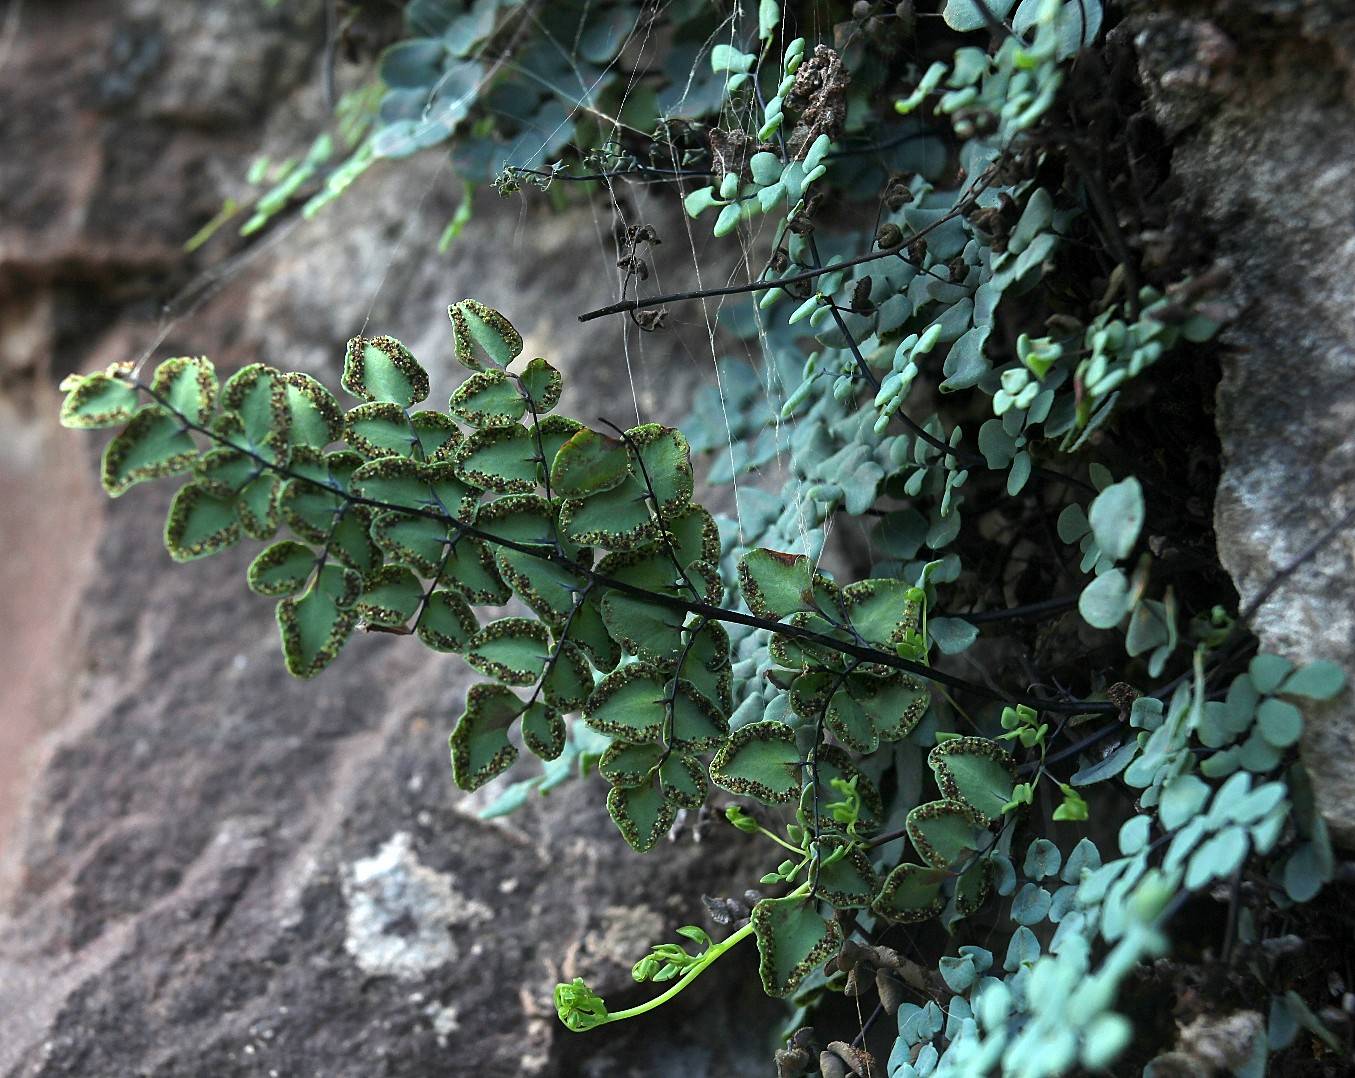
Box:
1130, 0, 1355, 845
0, 2, 769, 1074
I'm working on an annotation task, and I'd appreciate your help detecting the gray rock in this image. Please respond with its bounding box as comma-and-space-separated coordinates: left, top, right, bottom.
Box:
0, 2, 772, 1074
1133, 2, 1355, 844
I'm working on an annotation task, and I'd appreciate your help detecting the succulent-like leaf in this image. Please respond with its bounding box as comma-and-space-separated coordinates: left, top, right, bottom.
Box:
751, 894, 842, 997
342, 334, 430, 406
449, 682, 521, 790
1088, 477, 1144, 561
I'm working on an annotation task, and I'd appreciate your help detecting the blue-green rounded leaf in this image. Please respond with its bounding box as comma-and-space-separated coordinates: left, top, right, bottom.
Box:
1279, 660, 1345, 700
1248, 653, 1293, 694
1011, 883, 1052, 926
1023, 838, 1062, 881
1159, 773, 1210, 830
380, 37, 447, 88
1079, 569, 1131, 629
1088, 478, 1144, 561
1256, 698, 1302, 749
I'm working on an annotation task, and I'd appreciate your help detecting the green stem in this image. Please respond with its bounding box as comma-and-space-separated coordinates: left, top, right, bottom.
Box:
598, 882, 810, 1026
757, 826, 807, 856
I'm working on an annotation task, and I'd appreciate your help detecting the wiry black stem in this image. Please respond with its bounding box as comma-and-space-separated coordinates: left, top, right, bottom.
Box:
130, 376, 1117, 715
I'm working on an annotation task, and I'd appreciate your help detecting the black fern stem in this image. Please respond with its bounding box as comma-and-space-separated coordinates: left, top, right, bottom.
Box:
131, 376, 1117, 716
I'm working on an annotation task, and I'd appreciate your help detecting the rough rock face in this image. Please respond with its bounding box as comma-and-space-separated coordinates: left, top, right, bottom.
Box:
0, 2, 771, 1074
1132, 2, 1355, 845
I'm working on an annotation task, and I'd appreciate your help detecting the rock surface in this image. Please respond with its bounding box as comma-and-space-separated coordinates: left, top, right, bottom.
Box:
1132, 1, 1355, 845
0, 2, 771, 1074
